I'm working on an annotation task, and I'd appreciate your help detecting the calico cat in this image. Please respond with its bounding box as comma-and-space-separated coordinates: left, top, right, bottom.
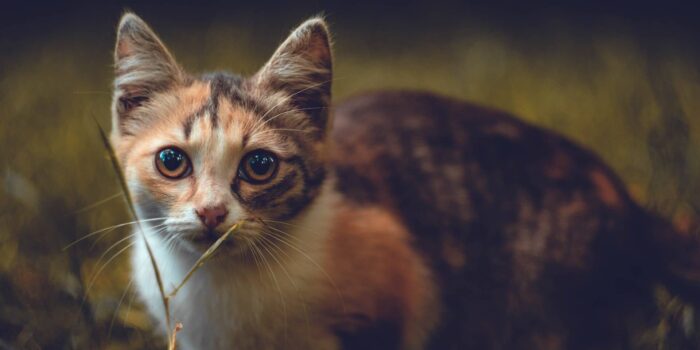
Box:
111, 13, 700, 350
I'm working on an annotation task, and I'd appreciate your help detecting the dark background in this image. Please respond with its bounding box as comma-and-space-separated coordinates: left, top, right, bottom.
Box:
1, 1, 699, 348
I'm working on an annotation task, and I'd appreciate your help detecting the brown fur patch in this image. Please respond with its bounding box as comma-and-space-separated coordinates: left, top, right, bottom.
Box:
324, 203, 437, 348
118, 81, 211, 143
672, 209, 694, 234
544, 150, 573, 180
442, 234, 467, 270
482, 122, 522, 139
532, 333, 566, 350
170, 82, 213, 127
217, 97, 256, 133
589, 169, 622, 208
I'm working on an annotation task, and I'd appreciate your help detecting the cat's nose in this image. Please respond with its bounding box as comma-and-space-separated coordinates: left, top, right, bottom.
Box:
196, 205, 228, 230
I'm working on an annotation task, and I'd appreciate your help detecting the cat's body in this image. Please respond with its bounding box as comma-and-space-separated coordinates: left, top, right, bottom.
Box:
112, 13, 700, 350
331, 91, 698, 349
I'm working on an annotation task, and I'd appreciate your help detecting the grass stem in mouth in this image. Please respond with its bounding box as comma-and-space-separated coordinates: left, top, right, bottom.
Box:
168, 323, 183, 350
167, 222, 242, 299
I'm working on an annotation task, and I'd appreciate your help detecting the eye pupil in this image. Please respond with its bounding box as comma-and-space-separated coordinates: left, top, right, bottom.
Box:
239, 150, 278, 183
160, 149, 183, 171
248, 154, 273, 175
156, 147, 190, 179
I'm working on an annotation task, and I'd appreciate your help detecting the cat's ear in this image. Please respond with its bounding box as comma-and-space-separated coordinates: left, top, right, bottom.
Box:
112, 13, 184, 136
251, 17, 333, 135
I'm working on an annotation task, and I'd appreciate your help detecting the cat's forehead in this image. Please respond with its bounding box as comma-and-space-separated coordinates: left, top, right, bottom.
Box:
146, 73, 295, 157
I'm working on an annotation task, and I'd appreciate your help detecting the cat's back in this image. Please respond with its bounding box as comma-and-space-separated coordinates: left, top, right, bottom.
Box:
330, 90, 660, 349
331, 89, 635, 221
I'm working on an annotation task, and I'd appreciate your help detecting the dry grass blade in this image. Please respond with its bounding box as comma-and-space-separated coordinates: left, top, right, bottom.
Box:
93, 118, 173, 341
168, 323, 183, 350
167, 222, 242, 298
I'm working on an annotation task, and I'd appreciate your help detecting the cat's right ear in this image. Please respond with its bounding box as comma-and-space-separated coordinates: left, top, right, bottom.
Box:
112, 13, 183, 136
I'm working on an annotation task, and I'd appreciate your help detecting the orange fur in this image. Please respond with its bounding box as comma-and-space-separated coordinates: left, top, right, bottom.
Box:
323, 203, 438, 348
441, 234, 467, 271
589, 169, 622, 208
482, 122, 523, 139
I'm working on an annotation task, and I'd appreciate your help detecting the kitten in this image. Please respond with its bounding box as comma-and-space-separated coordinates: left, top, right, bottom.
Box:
111, 13, 700, 350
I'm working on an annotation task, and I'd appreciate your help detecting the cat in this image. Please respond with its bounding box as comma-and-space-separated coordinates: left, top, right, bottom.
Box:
111, 13, 700, 350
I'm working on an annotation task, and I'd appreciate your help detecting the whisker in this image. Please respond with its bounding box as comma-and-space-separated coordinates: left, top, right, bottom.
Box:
251, 106, 327, 135
163, 232, 182, 253
86, 226, 122, 250
73, 192, 124, 214
249, 238, 288, 339
82, 241, 135, 304
96, 233, 138, 266
257, 220, 308, 247
122, 282, 139, 329
262, 227, 347, 313
90, 222, 167, 250
253, 79, 334, 133
257, 234, 312, 340
108, 276, 135, 340
162, 234, 175, 252
252, 128, 315, 138
256, 237, 292, 343
242, 237, 265, 286
64, 217, 167, 250
85, 226, 167, 306
257, 218, 319, 239
73, 90, 110, 95
256, 218, 308, 229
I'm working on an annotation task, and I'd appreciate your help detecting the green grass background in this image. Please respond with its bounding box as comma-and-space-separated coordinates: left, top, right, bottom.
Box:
1, 2, 699, 348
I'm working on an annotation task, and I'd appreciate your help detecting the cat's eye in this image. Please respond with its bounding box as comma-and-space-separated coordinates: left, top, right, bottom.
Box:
155, 147, 191, 179
238, 150, 278, 184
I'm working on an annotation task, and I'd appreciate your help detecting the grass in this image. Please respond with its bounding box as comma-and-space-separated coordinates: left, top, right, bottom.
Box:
0, 11, 699, 349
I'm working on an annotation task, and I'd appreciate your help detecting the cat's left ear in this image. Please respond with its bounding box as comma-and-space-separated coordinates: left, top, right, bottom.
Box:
251, 17, 333, 135
112, 13, 184, 136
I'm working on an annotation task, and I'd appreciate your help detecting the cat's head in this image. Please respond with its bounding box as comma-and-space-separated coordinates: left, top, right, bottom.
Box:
110, 13, 332, 254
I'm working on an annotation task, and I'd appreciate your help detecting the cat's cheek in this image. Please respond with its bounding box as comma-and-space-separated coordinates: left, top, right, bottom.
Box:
126, 157, 186, 221
126, 178, 168, 221
220, 202, 246, 228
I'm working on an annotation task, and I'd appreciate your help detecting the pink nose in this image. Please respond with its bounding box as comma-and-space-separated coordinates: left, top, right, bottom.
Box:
196, 205, 228, 230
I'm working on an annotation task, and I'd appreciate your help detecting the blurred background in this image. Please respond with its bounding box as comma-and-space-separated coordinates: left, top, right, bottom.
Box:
1, 0, 699, 348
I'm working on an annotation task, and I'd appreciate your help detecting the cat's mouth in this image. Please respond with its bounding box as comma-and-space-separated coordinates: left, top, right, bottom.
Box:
176, 221, 260, 256
190, 229, 236, 247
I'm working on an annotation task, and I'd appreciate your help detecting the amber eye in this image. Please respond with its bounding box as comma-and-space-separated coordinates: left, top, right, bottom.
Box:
239, 150, 278, 184
155, 147, 191, 179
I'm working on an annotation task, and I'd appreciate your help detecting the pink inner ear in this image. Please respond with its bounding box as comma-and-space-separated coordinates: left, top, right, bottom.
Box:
116, 39, 134, 60
305, 34, 331, 64
284, 20, 331, 66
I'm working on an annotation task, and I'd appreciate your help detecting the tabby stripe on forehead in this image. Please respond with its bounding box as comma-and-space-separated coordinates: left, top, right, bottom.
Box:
182, 72, 271, 139
206, 72, 271, 118
206, 75, 231, 128
183, 108, 202, 139
181, 73, 236, 138
241, 134, 250, 149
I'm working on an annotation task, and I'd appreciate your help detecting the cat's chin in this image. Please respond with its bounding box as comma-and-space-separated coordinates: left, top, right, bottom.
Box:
191, 229, 236, 246
183, 231, 253, 258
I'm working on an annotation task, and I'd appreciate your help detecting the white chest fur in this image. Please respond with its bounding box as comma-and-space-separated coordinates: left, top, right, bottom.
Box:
130, 191, 339, 349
